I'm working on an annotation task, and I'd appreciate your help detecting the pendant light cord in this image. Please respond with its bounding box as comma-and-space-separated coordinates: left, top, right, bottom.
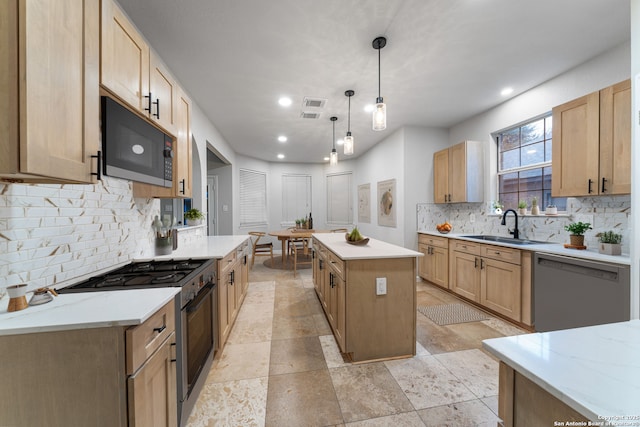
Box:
378, 47, 381, 99
332, 120, 336, 149
347, 96, 351, 132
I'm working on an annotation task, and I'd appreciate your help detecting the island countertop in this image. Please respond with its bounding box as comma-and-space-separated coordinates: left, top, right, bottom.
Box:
313, 233, 423, 260
483, 320, 640, 421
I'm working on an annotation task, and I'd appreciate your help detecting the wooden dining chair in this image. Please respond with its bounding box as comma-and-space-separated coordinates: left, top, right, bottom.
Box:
248, 231, 273, 268
291, 237, 312, 278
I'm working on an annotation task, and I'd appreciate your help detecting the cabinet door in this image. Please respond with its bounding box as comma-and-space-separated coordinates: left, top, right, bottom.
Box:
431, 246, 449, 289
481, 258, 521, 321
149, 52, 177, 134
217, 275, 229, 349
101, 0, 150, 113
418, 244, 431, 281
551, 91, 600, 197
333, 272, 346, 352
448, 142, 467, 202
175, 88, 193, 197
599, 79, 631, 195
450, 251, 480, 301
8, 0, 100, 183
128, 333, 177, 427
433, 148, 449, 203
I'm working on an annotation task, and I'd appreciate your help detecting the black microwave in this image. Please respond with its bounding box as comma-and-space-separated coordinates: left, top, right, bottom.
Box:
101, 96, 173, 188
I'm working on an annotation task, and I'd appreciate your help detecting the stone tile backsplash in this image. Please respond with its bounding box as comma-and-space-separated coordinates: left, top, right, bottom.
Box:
417, 196, 631, 253
0, 177, 159, 291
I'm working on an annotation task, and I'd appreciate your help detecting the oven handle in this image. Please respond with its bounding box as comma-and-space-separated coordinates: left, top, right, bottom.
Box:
185, 282, 214, 314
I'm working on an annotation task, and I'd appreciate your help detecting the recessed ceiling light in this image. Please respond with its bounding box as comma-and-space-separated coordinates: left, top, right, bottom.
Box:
336, 138, 344, 146
277, 154, 285, 159
364, 104, 374, 113
278, 97, 292, 107
323, 156, 330, 161
278, 135, 287, 142
501, 87, 514, 96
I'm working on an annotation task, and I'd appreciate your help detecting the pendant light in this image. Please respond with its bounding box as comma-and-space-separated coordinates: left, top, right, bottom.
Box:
372, 36, 387, 131
344, 90, 355, 155
329, 116, 338, 165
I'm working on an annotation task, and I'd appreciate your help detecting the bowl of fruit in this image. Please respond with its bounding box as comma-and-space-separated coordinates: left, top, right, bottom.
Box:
436, 221, 452, 234
345, 227, 369, 245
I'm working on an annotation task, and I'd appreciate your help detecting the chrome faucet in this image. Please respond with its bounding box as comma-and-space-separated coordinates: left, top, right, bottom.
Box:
501, 209, 520, 239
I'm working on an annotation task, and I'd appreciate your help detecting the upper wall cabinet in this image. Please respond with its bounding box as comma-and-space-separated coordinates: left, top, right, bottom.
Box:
552, 79, 630, 197
101, 0, 176, 135
0, 0, 100, 184
433, 140, 484, 204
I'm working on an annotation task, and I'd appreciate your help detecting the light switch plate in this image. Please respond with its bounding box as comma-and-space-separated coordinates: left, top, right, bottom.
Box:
469, 213, 476, 223
376, 277, 387, 295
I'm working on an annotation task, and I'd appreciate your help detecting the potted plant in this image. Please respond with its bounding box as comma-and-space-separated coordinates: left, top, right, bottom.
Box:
517, 200, 527, 215
295, 219, 301, 229
492, 200, 504, 215
596, 231, 622, 255
564, 221, 592, 247
530, 197, 540, 215
184, 208, 204, 226
546, 204, 557, 215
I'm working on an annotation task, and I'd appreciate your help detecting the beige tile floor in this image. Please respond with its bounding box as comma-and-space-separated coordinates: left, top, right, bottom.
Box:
186, 261, 527, 427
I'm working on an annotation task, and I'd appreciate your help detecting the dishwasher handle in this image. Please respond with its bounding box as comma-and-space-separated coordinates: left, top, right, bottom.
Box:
536, 254, 622, 282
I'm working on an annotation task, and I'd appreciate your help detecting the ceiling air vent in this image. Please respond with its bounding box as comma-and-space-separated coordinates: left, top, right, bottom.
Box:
300, 111, 321, 119
302, 97, 327, 109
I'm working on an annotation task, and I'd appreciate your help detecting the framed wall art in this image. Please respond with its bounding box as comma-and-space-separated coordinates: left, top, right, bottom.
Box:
377, 179, 396, 227
357, 183, 371, 223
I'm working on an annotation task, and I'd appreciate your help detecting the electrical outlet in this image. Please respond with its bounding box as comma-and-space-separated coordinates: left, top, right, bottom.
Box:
376, 277, 387, 295
574, 214, 594, 226
469, 213, 476, 223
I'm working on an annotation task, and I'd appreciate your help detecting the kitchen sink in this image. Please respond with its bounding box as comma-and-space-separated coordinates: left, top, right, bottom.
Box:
460, 235, 552, 245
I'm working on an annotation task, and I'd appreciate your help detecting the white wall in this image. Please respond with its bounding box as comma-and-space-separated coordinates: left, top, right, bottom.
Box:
630, 0, 639, 319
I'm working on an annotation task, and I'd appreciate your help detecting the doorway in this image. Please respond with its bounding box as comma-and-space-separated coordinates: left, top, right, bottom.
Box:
207, 176, 218, 236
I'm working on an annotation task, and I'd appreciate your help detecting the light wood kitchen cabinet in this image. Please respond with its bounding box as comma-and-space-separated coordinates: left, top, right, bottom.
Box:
101, 0, 176, 134
418, 234, 449, 288
433, 141, 484, 204
216, 240, 250, 351
0, 0, 101, 184
312, 236, 416, 362
450, 240, 527, 323
0, 299, 177, 427
552, 79, 630, 197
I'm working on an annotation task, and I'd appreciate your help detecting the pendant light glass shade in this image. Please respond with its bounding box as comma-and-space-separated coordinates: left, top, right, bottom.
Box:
372, 100, 386, 131
372, 36, 387, 132
343, 133, 354, 155
344, 90, 355, 155
329, 116, 338, 165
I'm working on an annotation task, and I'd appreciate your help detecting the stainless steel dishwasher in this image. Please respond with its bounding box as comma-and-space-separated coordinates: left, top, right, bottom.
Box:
533, 253, 630, 332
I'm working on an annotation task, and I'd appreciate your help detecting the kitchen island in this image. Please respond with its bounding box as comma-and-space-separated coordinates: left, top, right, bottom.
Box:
483, 320, 640, 426
312, 233, 422, 363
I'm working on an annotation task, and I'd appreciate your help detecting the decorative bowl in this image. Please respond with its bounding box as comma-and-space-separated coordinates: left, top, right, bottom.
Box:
437, 229, 450, 234
345, 233, 369, 245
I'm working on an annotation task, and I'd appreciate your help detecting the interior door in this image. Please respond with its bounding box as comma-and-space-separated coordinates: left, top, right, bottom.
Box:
207, 176, 218, 236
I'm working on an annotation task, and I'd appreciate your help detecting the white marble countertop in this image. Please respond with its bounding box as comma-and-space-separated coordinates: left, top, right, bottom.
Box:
314, 233, 422, 260
138, 235, 251, 261
418, 231, 631, 265
0, 287, 180, 336
483, 320, 640, 421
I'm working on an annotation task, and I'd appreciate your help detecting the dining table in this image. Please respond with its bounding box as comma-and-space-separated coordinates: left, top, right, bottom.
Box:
268, 229, 330, 269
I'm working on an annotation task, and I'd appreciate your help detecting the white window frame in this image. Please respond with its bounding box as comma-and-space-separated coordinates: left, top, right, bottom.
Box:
326, 172, 353, 225
239, 168, 267, 228
281, 174, 312, 226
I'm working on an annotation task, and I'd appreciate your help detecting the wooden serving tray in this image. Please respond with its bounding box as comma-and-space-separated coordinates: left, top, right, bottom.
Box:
563, 243, 587, 250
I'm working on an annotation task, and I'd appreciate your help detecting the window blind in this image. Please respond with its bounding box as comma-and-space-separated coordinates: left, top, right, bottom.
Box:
326, 172, 352, 224
239, 169, 267, 227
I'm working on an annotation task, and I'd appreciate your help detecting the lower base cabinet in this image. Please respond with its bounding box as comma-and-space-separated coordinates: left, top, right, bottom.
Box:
0, 300, 177, 427
498, 362, 588, 426
216, 240, 250, 351
418, 234, 449, 288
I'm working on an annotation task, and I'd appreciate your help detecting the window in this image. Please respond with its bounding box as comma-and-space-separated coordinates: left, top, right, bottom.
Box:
282, 174, 311, 225
239, 168, 267, 227
326, 172, 352, 225
496, 115, 566, 211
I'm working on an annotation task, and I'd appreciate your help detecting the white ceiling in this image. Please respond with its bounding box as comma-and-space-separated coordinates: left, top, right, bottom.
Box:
116, 0, 630, 164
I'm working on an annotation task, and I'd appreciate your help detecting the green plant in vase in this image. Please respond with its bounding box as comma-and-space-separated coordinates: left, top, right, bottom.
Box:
184, 208, 204, 225
564, 221, 592, 247
596, 230, 622, 255
517, 200, 527, 215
